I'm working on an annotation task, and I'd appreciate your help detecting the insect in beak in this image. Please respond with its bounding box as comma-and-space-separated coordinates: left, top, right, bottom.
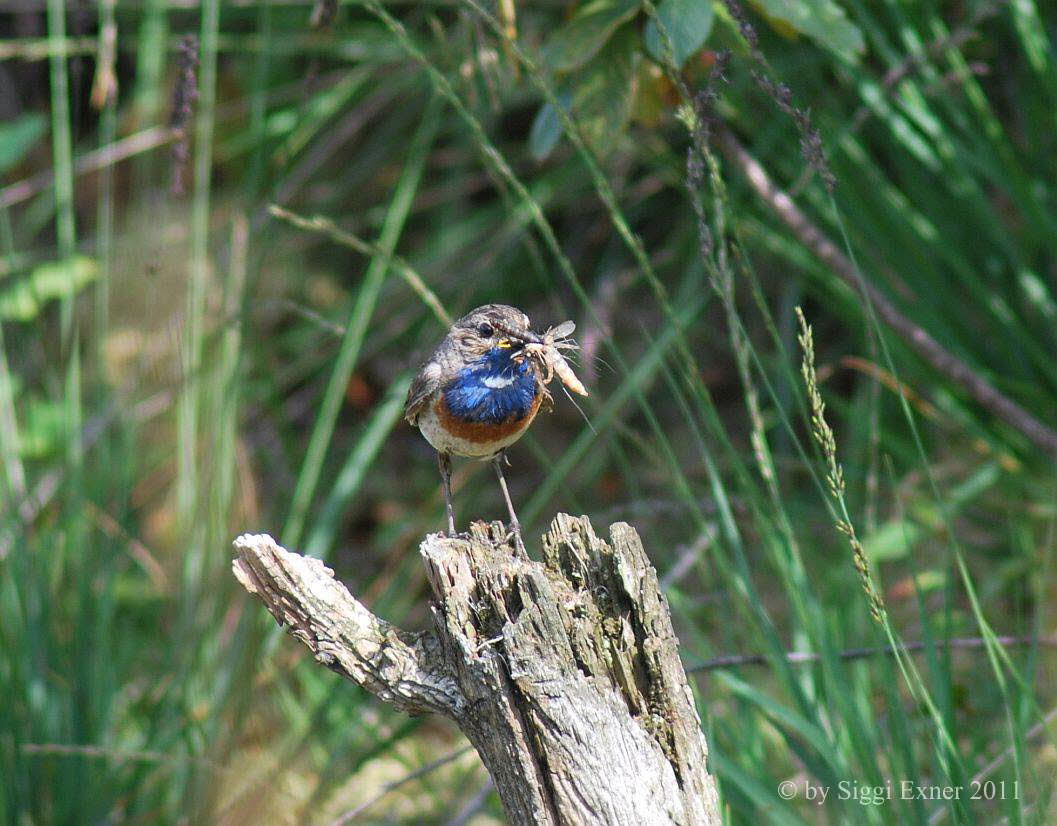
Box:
497, 338, 513, 349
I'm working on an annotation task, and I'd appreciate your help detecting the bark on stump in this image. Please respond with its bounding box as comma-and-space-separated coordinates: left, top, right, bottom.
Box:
232, 513, 721, 824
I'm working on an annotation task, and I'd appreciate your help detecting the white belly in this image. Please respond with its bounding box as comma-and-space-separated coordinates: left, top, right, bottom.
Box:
416, 403, 530, 459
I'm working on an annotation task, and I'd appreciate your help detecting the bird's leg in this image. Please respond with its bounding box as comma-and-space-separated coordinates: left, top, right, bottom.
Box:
437, 452, 456, 535
492, 450, 527, 558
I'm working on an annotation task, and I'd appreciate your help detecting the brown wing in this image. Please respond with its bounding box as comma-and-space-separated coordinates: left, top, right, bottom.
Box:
404, 359, 443, 424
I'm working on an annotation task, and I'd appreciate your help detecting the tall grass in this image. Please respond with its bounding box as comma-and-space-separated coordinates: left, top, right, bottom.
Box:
1, 1, 1055, 823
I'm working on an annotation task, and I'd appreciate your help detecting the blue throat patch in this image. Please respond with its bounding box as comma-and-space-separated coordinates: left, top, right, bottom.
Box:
443, 347, 538, 423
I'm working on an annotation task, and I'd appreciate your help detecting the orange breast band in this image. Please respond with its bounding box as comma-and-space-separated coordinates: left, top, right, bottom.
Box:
435, 392, 542, 445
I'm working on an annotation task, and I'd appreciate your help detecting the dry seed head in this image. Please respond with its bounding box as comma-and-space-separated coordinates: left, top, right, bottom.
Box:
796, 306, 885, 624
797, 308, 844, 497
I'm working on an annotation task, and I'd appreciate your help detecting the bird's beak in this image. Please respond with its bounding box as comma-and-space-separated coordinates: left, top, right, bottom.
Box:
497, 338, 513, 349
510, 329, 542, 345
493, 323, 542, 346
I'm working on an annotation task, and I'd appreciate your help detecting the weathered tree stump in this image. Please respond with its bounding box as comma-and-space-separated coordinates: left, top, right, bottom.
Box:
232, 513, 721, 824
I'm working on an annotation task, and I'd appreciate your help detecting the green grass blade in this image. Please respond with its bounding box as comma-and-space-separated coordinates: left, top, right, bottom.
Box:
282, 92, 443, 549
305, 373, 412, 559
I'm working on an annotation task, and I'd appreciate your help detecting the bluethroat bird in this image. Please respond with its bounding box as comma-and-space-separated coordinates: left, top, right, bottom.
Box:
404, 304, 586, 550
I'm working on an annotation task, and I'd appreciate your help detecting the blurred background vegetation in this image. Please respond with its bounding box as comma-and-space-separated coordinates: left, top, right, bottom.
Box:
2, 0, 1056, 822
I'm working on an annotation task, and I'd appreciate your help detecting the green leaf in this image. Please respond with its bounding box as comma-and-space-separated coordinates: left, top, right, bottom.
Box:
0, 256, 98, 321
18, 395, 65, 459
644, 0, 714, 68
530, 30, 638, 161
911, 570, 945, 593
569, 28, 639, 156
862, 518, 921, 562
528, 91, 574, 161
752, 0, 864, 62
542, 0, 640, 72
0, 113, 48, 177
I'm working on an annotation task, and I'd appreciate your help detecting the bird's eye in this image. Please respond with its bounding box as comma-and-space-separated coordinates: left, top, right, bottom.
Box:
477, 323, 494, 338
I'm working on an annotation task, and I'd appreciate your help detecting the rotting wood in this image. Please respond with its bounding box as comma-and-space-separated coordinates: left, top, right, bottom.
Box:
233, 513, 721, 825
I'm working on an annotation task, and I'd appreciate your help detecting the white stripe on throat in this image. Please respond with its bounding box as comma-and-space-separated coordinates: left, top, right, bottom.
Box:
481, 374, 515, 389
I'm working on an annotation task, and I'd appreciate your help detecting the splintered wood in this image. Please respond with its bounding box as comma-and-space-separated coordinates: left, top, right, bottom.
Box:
233, 515, 721, 825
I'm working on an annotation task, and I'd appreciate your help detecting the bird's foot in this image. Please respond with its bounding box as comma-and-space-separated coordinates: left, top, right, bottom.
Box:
506, 523, 529, 560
